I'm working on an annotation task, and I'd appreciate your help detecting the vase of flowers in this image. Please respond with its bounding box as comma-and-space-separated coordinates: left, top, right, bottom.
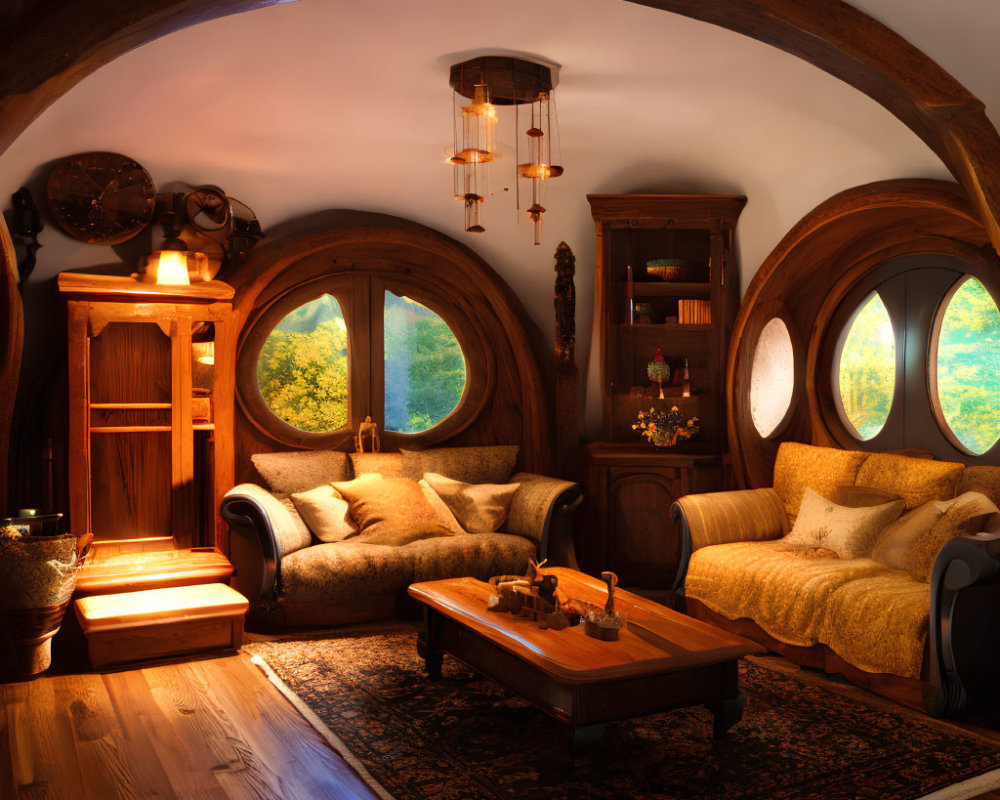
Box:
633, 406, 700, 448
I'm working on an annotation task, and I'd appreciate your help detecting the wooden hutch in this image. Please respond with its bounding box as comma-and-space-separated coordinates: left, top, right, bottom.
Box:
58, 273, 236, 593
584, 194, 746, 590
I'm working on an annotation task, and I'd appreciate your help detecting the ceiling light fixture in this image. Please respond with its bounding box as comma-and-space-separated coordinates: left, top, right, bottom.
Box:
449, 55, 563, 245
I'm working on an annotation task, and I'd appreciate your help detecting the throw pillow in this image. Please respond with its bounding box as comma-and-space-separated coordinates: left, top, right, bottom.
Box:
290, 484, 359, 543
332, 475, 453, 546
772, 442, 869, 520
905, 491, 1000, 583
423, 472, 521, 533
870, 500, 945, 570
854, 452, 964, 510
401, 445, 519, 485
782, 487, 905, 558
251, 450, 350, 495
349, 452, 407, 479
829, 485, 902, 508
418, 479, 466, 536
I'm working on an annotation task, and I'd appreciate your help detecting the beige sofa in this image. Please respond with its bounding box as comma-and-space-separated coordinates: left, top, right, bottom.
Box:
671, 442, 1000, 717
221, 446, 582, 629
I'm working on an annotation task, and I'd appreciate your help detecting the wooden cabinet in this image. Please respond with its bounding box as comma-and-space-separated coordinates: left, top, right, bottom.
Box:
58, 274, 236, 552
583, 195, 745, 588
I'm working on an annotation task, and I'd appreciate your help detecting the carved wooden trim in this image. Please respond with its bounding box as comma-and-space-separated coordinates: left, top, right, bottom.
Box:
0, 218, 23, 510
229, 210, 550, 474
726, 179, 993, 486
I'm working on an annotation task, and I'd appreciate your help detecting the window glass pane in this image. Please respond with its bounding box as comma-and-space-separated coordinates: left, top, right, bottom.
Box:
257, 294, 348, 432
837, 292, 895, 441
934, 277, 1000, 455
750, 317, 795, 438
384, 291, 467, 433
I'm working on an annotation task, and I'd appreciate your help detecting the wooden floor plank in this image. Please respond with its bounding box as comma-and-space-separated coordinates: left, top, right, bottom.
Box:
0, 644, 996, 800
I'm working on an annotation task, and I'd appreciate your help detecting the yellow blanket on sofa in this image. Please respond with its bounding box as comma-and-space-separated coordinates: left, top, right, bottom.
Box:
686, 540, 929, 679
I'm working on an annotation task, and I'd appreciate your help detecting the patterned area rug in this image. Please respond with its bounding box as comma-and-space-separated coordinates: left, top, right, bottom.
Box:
245, 625, 1000, 800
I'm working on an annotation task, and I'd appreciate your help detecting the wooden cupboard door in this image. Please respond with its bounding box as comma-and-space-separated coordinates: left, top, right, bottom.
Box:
605, 466, 686, 588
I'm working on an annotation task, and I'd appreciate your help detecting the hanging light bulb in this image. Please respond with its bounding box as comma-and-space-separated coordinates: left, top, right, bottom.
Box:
517, 91, 563, 246
446, 56, 564, 243
450, 83, 497, 233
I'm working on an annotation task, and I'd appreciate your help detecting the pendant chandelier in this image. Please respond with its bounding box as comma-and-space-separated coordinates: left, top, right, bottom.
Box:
449, 56, 563, 245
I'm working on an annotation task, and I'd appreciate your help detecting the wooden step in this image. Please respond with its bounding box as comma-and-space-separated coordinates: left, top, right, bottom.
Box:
75, 539, 233, 596
75, 583, 248, 668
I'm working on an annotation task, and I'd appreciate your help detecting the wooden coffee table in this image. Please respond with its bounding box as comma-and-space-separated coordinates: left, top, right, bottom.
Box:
408, 568, 765, 753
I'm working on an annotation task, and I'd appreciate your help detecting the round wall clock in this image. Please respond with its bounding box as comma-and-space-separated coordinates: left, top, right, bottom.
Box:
46, 152, 157, 245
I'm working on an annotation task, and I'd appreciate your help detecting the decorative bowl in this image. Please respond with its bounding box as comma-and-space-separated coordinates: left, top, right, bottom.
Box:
645, 258, 686, 281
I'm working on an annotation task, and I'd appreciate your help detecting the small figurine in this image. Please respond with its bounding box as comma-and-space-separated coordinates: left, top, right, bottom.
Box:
355, 415, 381, 452
602, 571, 617, 616
584, 570, 625, 641
647, 348, 671, 399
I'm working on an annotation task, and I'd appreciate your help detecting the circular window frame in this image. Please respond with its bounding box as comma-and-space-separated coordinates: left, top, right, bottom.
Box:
830, 289, 897, 443
747, 311, 799, 440
237, 269, 489, 450
928, 273, 1000, 457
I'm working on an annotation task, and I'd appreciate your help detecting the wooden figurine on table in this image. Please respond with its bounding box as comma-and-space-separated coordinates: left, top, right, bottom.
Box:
355, 416, 381, 452
602, 571, 618, 616
584, 570, 625, 641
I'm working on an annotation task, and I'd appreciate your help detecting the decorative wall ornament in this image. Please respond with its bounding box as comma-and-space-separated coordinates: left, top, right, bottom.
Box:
448, 55, 563, 244
554, 241, 580, 478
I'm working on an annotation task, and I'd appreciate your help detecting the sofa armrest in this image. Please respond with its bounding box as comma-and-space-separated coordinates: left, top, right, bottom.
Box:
220, 483, 311, 607
502, 472, 584, 568
670, 488, 789, 597
924, 530, 1000, 717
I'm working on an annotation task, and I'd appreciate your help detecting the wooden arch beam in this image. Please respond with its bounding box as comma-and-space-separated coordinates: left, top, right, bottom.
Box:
631, 0, 1000, 250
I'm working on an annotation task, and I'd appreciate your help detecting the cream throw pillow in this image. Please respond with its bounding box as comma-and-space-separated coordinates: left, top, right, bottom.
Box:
291, 484, 359, 543
418, 479, 466, 535
422, 472, 520, 533
905, 491, 999, 582
782, 487, 905, 558
870, 500, 945, 570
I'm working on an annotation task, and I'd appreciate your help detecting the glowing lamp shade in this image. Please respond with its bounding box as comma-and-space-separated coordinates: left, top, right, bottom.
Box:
451, 83, 497, 233
146, 250, 191, 286
193, 341, 215, 365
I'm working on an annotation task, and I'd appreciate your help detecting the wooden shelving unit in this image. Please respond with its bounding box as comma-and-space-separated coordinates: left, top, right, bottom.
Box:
582, 194, 746, 588
58, 273, 237, 555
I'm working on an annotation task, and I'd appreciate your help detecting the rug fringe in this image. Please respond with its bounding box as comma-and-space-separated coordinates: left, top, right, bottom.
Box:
249, 653, 398, 800
918, 767, 1000, 800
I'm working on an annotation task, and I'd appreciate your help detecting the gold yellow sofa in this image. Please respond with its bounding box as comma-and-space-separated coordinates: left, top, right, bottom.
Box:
671, 442, 1000, 717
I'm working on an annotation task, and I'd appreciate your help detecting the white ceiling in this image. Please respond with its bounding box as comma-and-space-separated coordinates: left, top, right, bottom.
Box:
2, 0, 998, 431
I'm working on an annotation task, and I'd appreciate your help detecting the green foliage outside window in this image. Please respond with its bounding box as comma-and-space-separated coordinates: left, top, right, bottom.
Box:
838, 293, 895, 440
384, 292, 466, 433
257, 294, 349, 433
935, 277, 1000, 455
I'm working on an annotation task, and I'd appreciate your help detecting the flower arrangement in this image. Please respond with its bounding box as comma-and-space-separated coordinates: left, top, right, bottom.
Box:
633, 406, 700, 447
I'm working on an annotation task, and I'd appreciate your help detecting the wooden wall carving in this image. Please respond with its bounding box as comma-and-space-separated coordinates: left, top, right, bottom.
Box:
227, 210, 551, 482
726, 179, 993, 488
0, 219, 22, 512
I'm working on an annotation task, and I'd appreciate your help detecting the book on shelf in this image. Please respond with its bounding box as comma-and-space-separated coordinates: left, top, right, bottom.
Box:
678, 299, 712, 324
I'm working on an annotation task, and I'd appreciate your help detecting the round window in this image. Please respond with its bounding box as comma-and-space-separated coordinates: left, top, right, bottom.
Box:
383, 291, 468, 434
256, 293, 349, 433
749, 317, 795, 438
835, 291, 896, 441
932, 276, 1000, 455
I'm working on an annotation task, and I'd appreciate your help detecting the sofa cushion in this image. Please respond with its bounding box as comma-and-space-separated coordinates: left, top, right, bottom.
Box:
280, 541, 413, 603
401, 445, 519, 484
821, 570, 929, 679
290, 484, 358, 543
854, 453, 963, 510
870, 500, 945, 571
829, 485, 901, 508
251, 450, 350, 495
956, 465, 1000, 509
782, 488, 904, 558
349, 452, 407, 479
772, 442, 869, 520
407, 532, 536, 584
905, 491, 999, 582
418, 479, 466, 535
333, 475, 453, 546
686, 540, 886, 647
423, 472, 520, 533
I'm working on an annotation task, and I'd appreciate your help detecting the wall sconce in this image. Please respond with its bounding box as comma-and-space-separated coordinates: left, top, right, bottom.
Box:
448, 56, 563, 244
